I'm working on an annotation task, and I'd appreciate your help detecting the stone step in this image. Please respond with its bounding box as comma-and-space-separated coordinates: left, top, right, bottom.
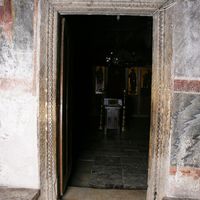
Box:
0, 188, 39, 200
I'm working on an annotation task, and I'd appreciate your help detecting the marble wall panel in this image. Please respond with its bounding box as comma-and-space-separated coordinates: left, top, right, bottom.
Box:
173, 0, 200, 78
171, 93, 200, 168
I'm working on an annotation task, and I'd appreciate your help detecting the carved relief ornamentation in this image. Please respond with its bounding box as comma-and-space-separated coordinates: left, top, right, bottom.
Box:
46, 3, 58, 200
50, 0, 166, 15
154, 10, 165, 200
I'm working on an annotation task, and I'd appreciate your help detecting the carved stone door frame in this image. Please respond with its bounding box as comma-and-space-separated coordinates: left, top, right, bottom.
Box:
36, 0, 174, 199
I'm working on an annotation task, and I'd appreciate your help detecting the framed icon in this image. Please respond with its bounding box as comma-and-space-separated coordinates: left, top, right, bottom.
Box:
128, 67, 138, 95
95, 66, 106, 94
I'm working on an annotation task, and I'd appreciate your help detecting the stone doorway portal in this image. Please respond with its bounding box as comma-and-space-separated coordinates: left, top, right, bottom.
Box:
37, 1, 173, 200
58, 15, 152, 197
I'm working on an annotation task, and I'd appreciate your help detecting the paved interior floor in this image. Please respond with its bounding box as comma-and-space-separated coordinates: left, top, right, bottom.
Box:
69, 117, 150, 189
62, 187, 146, 200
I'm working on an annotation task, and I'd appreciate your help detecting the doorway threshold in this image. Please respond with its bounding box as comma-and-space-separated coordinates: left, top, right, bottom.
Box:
0, 187, 40, 200
62, 187, 146, 200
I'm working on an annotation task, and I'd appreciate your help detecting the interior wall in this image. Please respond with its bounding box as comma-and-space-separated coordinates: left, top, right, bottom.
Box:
0, 0, 39, 189
167, 0, 200, 198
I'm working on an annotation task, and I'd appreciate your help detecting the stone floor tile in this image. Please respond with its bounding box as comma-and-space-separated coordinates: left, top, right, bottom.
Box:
89, 167, 123, 189
62, 186, 147, 200
94, 156, 121, 166
122, 175, 147, 189
69, 117, 149, 189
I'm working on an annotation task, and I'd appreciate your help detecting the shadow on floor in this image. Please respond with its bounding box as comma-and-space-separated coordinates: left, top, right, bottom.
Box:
69, 117, 150, 190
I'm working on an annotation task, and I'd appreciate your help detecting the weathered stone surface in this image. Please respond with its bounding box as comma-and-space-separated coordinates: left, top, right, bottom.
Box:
63, 187, 146, 200
163, 197, 199, 200
13, 1, 34, 50
0, 0, 34, 80
167, 173, 200, 199
0, 0, 39, 189
0, 91, 39, 188
171, 93, 200, 168
0, 187, 39, 200
173, 0, 200, 78
168, 1, 200, 199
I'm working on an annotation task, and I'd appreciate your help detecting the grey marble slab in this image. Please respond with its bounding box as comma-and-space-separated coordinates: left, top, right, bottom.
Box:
171, 93, 200, 168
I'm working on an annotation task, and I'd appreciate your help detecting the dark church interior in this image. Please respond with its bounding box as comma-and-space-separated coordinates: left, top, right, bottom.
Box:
60, 15, 153, 192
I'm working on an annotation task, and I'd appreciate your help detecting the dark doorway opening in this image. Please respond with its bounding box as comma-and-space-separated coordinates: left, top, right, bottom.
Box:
58, 15, 152, 198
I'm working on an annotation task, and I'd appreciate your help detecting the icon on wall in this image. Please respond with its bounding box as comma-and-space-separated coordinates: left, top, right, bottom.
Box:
140, 68, 152, 96
128, 67, 138, 95
95, 66, 106, 94
141, 68, 151, 89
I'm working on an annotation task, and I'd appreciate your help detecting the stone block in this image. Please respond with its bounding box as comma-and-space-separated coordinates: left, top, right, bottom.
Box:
0, 188, 39, 200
